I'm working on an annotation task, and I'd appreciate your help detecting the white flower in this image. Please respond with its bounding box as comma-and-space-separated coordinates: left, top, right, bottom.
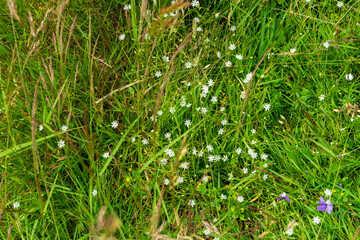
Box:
312, 216, 321, 225
185, 62, 192, 69
243, 72, 253, 83
280, 192, 287, 198
169, 107, 175, 113
157, 110, 163, 116
119, 33, 125, 41
38, 124, 43, 131
213, 218, 218, 222
215, 13, 220, 18
242, 168, 248, 174
164, 132, 171, 140
184, 119, 191, 127
204, 38, 210, 43
163, 178, 170, 185
263, 103, 271, 111
188, 199, 195, 207
237, 196, 244, 203
162, 56, 170, 62
221, 119, 228, 126
236, 54, 243, 60
319, 95, 325, 101
163, 13, 169, 18
215, 155, 221, 162
144, 33, 150, 40
194, 17, 200, 23
191, 0, 199, 7
177, 177, 184, 184
155, 71, 162, 78
263, 174, 268, 181
218, 128, 225, 135
263, 163, 268, 168
165, 148, 175, 158
198, 150, 204, 157
251, 170, 256, 175
230, 25, 236, 32
286, 228, 293, 236
204, 229, 211, 236
58, 140, 65, 148
208, 79, 214, 86
225, 61, 232, 67
251, 129, 256, 134
211, 96, 218, 103
229, 44, 236, 51
160, 158, 167, 165
261, 153, 268, 160
103, 152, 110, 158
305, 0, 311, 2
208, 155, 215, 162
142, 138, 149, 145
345, 73, 354, 81
111, 121, 118, 128
324, 189, 332, 197
180, 162, 190, 170
150, 115, 157, 121
61, 125, 68, 132
202, 176, 209, 182
222, 155, 228, 162
201, 107, 207, 114
228, 173, 233, 180
236, 148, 242, 154
220, 107, 225, 112
240, 91, 246, 99
206, 145, 213, 152
13, 202, 20, 209
186, 103, 192, 108
217, 51, 221, 58
196, 27, 202, 32
92, 189, 98, 196
337, 1, 344, 7
124, 4, 131, 11
290, 48, 296, 53
323, 42, 329, 49
272, 201, 277, 207
251, 140, 257, 145
192, 148, 197, 155
131, 137, 136, 142
220, 194, 227, 200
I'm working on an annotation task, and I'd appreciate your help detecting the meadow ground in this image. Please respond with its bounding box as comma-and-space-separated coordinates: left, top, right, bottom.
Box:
1, 0, 360, 239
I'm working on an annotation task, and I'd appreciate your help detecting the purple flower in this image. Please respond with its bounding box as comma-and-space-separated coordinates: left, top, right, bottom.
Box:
317, 197, 333, 214
277, 192, 291, 201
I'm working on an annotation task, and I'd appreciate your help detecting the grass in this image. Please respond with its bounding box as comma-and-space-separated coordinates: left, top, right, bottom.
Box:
1, 0, 360, 239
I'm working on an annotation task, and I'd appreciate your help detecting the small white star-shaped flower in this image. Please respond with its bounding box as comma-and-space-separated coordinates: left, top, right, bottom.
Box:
13, 202, 20, 209
237, 196, 244, 202
111, 121, 118, 128
236, 54, 243, 60
324, 189, 332, 197
58, 140, 65, 148
312, 216, 321, 225
119, 33, 125, 41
